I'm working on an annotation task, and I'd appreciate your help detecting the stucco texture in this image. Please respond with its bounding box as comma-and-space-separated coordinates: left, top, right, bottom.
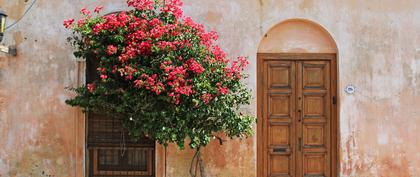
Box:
0, 0, 419, 177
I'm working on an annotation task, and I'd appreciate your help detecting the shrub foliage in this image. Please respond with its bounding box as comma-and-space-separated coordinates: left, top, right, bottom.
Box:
64, 0, 255, 149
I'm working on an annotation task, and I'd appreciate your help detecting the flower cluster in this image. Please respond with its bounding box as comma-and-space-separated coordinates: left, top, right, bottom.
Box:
127, 0, 155, 10
65, 0, 254, 150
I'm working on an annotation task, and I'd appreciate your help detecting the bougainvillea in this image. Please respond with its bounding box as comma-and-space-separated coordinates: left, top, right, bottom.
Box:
65, 0, 255, 150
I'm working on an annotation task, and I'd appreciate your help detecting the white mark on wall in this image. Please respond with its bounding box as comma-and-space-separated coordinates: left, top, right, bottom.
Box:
411, 49, 420, 95
410, 59, 418, 94
377, 122, 388, 145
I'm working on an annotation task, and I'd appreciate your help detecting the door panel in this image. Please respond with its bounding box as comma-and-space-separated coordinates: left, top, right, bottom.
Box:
259, 55, 336, 177
300, 61, 331, 177
269, 95, 292, 118
265, 61, 296, 177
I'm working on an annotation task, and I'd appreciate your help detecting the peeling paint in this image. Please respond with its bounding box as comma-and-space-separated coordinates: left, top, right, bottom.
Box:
0, 0, 419, 177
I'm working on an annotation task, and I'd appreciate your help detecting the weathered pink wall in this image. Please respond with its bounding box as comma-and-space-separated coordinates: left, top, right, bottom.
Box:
258, 19, 337, 53
0, 0, 419, 177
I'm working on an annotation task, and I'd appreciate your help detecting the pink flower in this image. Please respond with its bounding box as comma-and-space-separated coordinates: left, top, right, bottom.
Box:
183, 16, 204, 33
134, 79, 144, 88
80, 8, 91, 16
100, 74, 108, 79
149, 18, 162, 27
231, 56, 249, 72
92, 23, 104, 34
117, 12, 130, 22
77, 19, 85, 28
218, 87, 229, 95
212, 45, 227, 63
107, 45, 118, 55
163, 0, 183, 18
237, 56, 249, 70
127, 0, 155, 11
160, 61, 175, 73
139, 41, 152, 54
63, 19, 75, 28
94, 6, 104, 13
186, 58, 204, 74
157, 41, 176, 51
150, 26, 167, 39
201, 93, 212, 104
87, 83, 96, 93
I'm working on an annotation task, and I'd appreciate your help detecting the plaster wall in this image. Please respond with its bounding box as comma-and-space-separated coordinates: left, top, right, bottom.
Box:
0, 0, 419, 177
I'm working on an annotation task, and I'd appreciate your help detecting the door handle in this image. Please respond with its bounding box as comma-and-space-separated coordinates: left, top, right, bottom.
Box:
297, 109, 302, 122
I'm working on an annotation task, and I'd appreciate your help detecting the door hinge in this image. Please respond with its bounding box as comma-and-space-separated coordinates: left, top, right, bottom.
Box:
332, 96, 337, 105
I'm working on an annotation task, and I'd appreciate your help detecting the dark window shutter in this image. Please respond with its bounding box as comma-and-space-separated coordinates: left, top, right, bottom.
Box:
86, 59, 155, 177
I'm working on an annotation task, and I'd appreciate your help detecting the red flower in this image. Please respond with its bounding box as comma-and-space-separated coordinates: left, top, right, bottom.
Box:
149, 18, 162, 27
139, 41, 152, 54
150, 26, 167, 39
218, 87, 229, 95
100, 74, 108, 79
186, 58, 204, 74
237, 56, 249, 70
162, 0, 184, 18
87, 83, 96, 93
134, 79, 144, 88
183, 16, 204, 33
117, 12, 130, 22
80, 8, 91, 16
127, 0, 155, 11
212, 45, 227, 63
92, 23, 104, 34
94, 6, 104, 13
77, 19, 85, 28
107, 45, 118, 55
64, 0, 252, 108
201, 93, 212, 104
63, 19, 74, 28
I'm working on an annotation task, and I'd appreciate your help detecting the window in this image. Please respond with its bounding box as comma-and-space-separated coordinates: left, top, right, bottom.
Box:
86, 59, 155, 177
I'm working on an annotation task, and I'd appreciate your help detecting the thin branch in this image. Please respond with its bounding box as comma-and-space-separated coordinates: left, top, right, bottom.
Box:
198, 152, 206, 177
213, 135, 228, 145
189, 148, 200, 177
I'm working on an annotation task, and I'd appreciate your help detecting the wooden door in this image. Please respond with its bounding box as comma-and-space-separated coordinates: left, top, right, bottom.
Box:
257, 53, 337, 177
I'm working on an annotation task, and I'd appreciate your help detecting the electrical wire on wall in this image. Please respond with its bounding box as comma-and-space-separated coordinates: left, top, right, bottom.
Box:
5, 0, 37, 30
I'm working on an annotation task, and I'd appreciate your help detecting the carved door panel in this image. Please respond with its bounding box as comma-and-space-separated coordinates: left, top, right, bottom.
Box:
263, 61, 297, 177
259, 55, 336, 177
297, 61, 331, 177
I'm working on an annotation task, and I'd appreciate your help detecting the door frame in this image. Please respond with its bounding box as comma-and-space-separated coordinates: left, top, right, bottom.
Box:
257, 53, 339, 177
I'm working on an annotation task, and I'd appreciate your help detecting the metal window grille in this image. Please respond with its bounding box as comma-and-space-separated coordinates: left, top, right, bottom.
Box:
87, 114, 155, 177
86, 59, 155, 177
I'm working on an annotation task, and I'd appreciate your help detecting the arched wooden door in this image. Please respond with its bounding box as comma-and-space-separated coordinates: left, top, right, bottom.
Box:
257, 53, 338, 177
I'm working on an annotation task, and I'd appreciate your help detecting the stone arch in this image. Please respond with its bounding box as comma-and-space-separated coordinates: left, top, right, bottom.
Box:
258, 18, 337, 53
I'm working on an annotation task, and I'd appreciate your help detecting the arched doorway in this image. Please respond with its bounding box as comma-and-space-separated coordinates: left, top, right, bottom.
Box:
257, 19, 338, 177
